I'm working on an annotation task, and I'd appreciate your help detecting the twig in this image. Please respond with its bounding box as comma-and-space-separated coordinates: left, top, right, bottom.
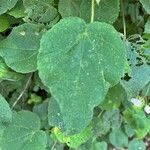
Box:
91, 0, 95, 23
121, 0, 126, 40
11, 73, 32, 109
51, 141, 57, 150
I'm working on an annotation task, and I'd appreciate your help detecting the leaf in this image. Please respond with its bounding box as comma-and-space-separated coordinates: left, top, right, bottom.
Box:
23, 0, 59, 25
91, 141, 107, 150
100, 84, 127, 110
33, 100, 48, 128
58, 0, 120, 24
0, 58, 23, 82
121, 64, 150, 98
128, 139, 146, 150
124, 124, 135, 138
123, 108, 150, 138
38, 17, 126, 134
0, 0, 18, 15
7, 0, 25, 18
0, 23, 43, 73
140, 0, 150, 14
0, 94, 12, 130
1, 110, 47, 150
0, 15, 9, 32
144, 17, 150, 34
51, 126, 92, 148
48, 98, 65, 131
109, 128, 128, 149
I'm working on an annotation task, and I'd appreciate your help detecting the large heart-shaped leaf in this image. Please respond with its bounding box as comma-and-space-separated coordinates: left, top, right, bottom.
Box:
0, 23, 43, 73
38, 17, 126, 134
58, 0, 120, 24
1, 110, 47, 150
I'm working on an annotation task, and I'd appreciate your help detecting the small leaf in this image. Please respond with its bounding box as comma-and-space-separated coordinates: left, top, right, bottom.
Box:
0, 15, 9, 32
1, 110, 47, 150
121, 64, 150, 98
123, 108, 150, 138
23, 0, 59, 25
91, 141, 107, 150
52, 126, 92, 148
128, 139, 146, 150
7, 0, 25, 18
140, 0, 150, 14
0, 23, 43, 73
100, 84, 127, 110
144, 17, 150, 34
0, 94, 12, 130
0, 0, 18, 15
109, 128, 128, 149
0, 58, 23, 82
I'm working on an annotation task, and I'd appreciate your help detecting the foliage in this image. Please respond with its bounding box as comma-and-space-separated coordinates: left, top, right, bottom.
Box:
0, 0, 150, 149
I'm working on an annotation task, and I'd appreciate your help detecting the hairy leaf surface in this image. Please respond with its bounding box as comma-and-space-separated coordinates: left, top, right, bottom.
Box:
1, 110, 47, 150
0, 0, 18, 15
38, 17, 126, 134
0, 23, 43, 73
58, 0, 120, 24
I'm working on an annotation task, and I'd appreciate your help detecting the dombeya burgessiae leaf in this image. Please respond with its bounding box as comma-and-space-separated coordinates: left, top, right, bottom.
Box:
0, 23, 43, 73
109, 128, 128, 149
0, 58, 23, 82
1, 110, 47, 150
38, 17, 126, 134
128, 139, 146, 150
58, 0, 120, 24
0, 0, 18, 15
140, 0, 150, 14
0, 94, 12, 130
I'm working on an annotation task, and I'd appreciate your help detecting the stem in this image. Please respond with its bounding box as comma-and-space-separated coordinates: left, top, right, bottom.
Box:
121, 0, 126, 40
11, 74, 32, 109
91, 0, 95, 23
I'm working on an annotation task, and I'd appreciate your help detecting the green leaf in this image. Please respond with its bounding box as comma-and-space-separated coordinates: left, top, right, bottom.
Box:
0, 0, 18, 15
103, 109, 122, 130
0, 94, 12, 130
0, 15, 9, 32
23, 0, 59, 24
0, 58, 23, 82
58, 0, 120, 24
123, 108, 150, 138
109, 128, 128, 149
140, 0, 150, 14
128, 139, 146, 150
100, 84, 127, 110
51, 126, 92, 148
38, 17, 126, 134
144, 17, 150, 34
1, 110, 47, 150
91, 141, 107, 150
0, 23, 43, 73
124, 124, 135, 138
7, 0, 25, 18
33, 100, 48, 128
121, 64, 150, 98
48, 98, 65, 131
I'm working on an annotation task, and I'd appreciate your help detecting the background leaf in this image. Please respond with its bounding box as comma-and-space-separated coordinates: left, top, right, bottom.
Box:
58, 0, 120, 24
1, 110, 47, 150
0, 23, 43, 73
